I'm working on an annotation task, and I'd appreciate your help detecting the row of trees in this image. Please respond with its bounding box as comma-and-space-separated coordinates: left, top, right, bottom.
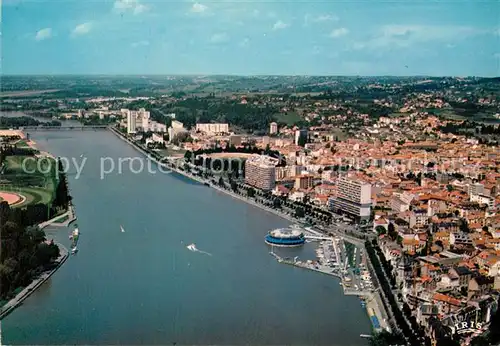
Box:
0, 116, 61, 129
365, 240, 429, 346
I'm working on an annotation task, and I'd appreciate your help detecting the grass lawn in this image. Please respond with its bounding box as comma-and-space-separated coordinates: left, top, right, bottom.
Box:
274, 111, 302, 126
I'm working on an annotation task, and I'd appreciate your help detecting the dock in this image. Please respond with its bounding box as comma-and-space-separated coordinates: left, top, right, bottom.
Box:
269, 230, 389, 334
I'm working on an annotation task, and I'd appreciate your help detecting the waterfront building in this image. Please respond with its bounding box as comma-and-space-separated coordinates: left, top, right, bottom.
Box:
151, 133, 164, 144
140, 108, 151, 132
168, 120, 187, 143
195, 123, 229, 134
244, 155, 279, 191
265, 228, 305, 247
295, 174, 314, 190
126, 110, 136, 134
270, 122, 278, 135
328, 176, 372, 220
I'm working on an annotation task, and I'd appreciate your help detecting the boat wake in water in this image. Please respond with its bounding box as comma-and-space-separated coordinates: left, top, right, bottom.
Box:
186, 243, 212, 256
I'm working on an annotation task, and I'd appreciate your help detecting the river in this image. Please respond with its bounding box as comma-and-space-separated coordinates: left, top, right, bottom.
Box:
2, 130, 371, 345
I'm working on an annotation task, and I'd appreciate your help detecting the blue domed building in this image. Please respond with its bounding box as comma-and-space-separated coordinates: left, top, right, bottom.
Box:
265, 228, 305, 247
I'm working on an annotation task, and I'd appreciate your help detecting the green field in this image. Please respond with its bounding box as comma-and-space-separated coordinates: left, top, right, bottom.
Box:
1, 155, 57, 208
0, 185, 53, 207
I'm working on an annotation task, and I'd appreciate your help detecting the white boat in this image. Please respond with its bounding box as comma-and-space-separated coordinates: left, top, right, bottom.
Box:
120, 225, 125, 233
71, 247, 78, 254
187, 243, 196, 251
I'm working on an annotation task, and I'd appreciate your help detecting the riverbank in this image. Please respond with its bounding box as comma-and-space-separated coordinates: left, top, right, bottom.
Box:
109, 127, 387, 334
38, 203, 77, 229
0, 242, 69, 320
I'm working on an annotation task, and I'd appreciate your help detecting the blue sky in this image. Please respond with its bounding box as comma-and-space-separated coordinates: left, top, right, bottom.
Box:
2, 0, 500, 76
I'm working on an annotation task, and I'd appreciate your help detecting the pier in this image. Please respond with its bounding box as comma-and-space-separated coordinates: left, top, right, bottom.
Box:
270, 232, 389, 334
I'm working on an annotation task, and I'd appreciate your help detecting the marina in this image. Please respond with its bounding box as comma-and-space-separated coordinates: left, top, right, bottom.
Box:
269, 224, 387, 334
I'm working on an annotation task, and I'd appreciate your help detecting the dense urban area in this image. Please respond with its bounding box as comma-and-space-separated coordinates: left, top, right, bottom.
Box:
1, 75, 500, 346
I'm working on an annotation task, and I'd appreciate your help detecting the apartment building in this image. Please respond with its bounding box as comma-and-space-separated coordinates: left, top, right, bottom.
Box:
391, 192, 415, 213
328, 176, 372, 220
294, 174, 314, 190
244, 155, 279, 191
195, 123, 229, 134
125, 110, 136, 134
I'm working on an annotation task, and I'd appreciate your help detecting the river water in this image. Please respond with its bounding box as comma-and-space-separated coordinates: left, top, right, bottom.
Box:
2, 130, 371, 345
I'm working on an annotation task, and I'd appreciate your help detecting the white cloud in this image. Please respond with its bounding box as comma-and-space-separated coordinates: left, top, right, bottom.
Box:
352, 25, 483, 50
314, 14, 338, 22
272, 20, 289, 30
35, 28, 52, 41
72, 22, 92, 36
330, 27, 349, 38
114, 0, 148, 15
191, 2, 208, 13
131, 40, 149, 48
210, 33, 229, 43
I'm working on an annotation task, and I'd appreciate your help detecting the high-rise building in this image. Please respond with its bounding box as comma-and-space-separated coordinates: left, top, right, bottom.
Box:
270, 122, 278, 135
126, 110, 136, 134
294, 174, 314, 190
140, 108, 150, 132
244, 155, 279, 191
328, 176, 371, 220
295, 129, 308, 146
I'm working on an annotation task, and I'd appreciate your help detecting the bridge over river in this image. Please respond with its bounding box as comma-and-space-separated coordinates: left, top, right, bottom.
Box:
20, 125, 109, 131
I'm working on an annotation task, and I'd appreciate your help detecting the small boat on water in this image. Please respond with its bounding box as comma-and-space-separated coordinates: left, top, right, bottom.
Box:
71, 247, 78, 254
120, 225, 125, 233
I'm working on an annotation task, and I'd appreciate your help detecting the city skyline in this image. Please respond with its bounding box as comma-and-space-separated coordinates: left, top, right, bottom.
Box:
3, 0, 500, 76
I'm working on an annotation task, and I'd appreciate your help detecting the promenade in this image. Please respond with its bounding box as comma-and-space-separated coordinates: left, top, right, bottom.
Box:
0, 243, 68, 320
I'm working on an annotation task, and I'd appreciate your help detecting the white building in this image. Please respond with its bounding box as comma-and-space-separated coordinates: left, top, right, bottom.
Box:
328, 176, 372, 220
244, 155, 279, 191
391, 192, 415, 213
471, 194, 494, 209
468, 183, 484, 197
140, 108, 150, 131
151, 133, 164, 144
270, 122, 278, 135
168, 120, 187, 143
195, 123, 229, 134
125, 110, 136, 134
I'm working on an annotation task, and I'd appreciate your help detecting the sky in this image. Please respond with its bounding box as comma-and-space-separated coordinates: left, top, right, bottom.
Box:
2, 0, 500, 76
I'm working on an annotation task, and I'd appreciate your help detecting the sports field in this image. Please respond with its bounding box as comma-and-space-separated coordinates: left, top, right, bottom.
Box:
0, 155, 57, 208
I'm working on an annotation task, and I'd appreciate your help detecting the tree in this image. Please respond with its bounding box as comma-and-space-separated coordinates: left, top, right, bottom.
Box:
375, 225, 386, 235
230, 181, 238, 192
388, 223, 397, 241
247, 188, 255, 198
295, 207, 305, 218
